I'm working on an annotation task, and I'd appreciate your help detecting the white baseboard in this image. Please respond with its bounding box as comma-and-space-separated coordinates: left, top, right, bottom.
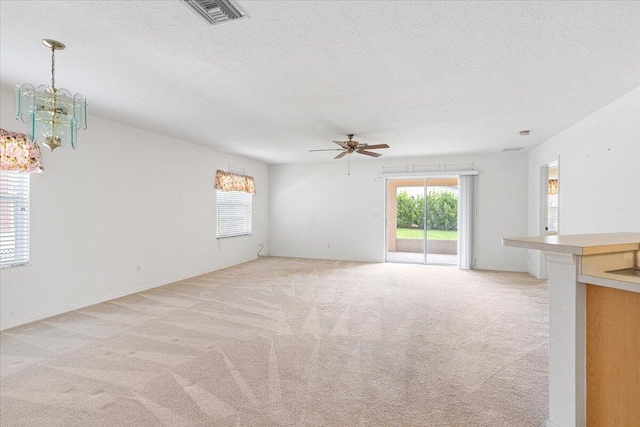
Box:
473, 265, 529, 273
270, 253, 382, 263
0, 267, 221, 331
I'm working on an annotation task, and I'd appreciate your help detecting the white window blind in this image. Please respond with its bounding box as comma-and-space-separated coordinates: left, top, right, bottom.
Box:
0, 171, 30, 268
217, 190, 252, 238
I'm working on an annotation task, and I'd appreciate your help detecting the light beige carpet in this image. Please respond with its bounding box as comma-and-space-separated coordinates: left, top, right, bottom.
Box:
0, 257, 548, 426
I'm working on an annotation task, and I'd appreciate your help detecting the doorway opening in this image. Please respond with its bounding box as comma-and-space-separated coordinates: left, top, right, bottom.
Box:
538, 158, 559, 279
544, 160, 559, 236
386, 178, 459, 265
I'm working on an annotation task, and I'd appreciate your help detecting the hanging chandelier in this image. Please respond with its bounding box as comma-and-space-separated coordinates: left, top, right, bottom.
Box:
15, 39, 87, 151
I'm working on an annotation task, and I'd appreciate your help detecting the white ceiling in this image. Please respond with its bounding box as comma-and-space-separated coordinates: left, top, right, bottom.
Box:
1, 1, 639, 164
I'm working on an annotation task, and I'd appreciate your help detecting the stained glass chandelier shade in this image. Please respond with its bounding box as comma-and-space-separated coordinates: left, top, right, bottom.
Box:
15, 39, 87, 151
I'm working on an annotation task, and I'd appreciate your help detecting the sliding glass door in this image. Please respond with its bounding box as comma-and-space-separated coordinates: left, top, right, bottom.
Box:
386, 177, 459, 265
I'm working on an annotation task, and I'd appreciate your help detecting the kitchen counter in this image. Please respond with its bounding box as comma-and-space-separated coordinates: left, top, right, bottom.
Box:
502, 232, 640, 255
504, 232, 640, 292
579, 270, 640, 293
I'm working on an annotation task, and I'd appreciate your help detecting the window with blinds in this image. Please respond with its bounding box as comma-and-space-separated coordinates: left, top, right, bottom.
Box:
217, 190, 252, 238
0, 171, 30, 268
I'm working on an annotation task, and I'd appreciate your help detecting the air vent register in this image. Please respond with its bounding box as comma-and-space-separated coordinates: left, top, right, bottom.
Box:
182, 0, 246, 26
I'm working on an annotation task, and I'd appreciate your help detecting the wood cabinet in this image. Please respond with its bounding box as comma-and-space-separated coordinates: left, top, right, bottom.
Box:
587, 284, 640, 427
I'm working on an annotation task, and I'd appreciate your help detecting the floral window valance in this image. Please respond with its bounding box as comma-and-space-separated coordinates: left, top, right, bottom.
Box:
0, 129, 44, 173
215, 169, 256, 195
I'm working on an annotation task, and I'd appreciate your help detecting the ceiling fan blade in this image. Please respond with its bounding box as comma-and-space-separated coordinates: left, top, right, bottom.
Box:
359, 144, 389, 150
333, 141, 349, 149
357, 150, 382, 157
309, 149, 343, 152
334, 151, 348, 159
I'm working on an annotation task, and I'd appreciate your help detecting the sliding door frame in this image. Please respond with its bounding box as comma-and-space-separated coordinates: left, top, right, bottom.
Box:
385, 175, 461, 265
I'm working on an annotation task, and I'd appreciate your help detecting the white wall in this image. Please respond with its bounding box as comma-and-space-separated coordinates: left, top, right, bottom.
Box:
269, 152, 529, 271
0, 89, 269, 330
527, 87, 640, 277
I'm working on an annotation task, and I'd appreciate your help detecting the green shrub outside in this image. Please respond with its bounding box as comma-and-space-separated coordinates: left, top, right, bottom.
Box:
396, 190, 457, 231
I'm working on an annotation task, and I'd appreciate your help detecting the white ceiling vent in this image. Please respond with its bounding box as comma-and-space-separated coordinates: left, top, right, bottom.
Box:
502, 147, 524, 152
182, 0, 246, 26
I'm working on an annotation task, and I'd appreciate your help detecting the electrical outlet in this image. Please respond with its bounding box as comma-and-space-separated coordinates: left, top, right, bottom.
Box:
136, 265, 142, 274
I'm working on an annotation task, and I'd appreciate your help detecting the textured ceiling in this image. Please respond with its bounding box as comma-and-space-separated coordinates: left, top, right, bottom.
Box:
1, 1, 639, 164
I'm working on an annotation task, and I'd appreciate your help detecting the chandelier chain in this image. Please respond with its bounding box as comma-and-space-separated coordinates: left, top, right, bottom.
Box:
49, 45, 58, 142
51, 47, 56, 90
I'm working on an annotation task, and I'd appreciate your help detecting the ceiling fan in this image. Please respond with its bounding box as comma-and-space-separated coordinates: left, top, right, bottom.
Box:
310, 134, 390, 159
